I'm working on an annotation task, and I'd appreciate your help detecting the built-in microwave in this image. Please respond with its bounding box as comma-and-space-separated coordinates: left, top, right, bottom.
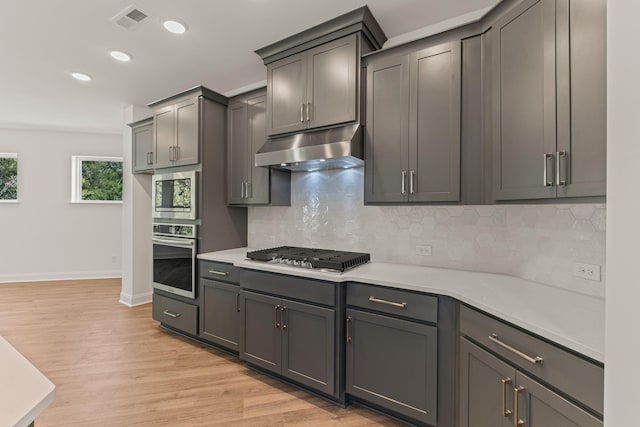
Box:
152, 170, 197, 220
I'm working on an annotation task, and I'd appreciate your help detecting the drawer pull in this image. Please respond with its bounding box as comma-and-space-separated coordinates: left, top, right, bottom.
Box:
163, 310, 181, 318
208, 269, 230, 276
514, 386, 525, 426
489, 333, 544, 365
368, 296, 407, 308
501, 378, 512, 418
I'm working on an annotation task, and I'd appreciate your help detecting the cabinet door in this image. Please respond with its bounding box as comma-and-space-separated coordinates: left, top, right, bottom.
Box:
154, 105, 175, 168
516, 372, 602, 427
492, 0, 557, 201
556, 0, 606, 198
364, 54, 410, 203
132, 122, 153, 173
281, 299, 336, 397
345, 309, 437, 425
266, 52, 307, 136
409, 41, 461, 202
239, 291, 282, 373
199, 279, 240, 351
247, 94, 270, 204
227, 100, 248, 204
459, 338, 515, 427
306, 34, 358, 129
174, 97, 200, 167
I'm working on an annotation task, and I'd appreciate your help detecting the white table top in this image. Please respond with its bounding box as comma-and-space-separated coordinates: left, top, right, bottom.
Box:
0, 337, 56, 427
199, 248, 605, 362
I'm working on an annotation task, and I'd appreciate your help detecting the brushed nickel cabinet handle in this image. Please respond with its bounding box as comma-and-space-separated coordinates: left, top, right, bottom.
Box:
489, 334, 544, 365
208, 269, 230, 276
346, 316, 352, 343
281, 306, 287, 330
368, 296, 407, 308
543, 153, 554, 187
236, 293, 240, 313
163, 310, 180, 318
501, 378, 513, 418
410, 170, 416, 195
246, 181, 252, 199
514, 386, 525, 426
168, 146, 174, 161
306, 102, 311, 122
401, 171, 407, 195
300, 104, 305, 123
274, 305, 281, 329
556, 150, 568, 186
241, 182, 246, 199
174, 145, 180, 161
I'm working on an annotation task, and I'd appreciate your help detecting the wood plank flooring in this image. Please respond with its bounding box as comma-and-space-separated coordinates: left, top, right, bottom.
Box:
0, 279, 401, 426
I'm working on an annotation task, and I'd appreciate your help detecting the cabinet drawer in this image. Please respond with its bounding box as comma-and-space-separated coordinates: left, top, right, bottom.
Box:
152, 293, 198, 336
347, 283, 438, 323
240, 268, 335, 306
459, 305, 603, 415
199, 260, 239, 283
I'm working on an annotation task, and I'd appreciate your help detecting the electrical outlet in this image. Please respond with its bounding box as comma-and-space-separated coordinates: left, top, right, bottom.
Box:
573, 262, 601, 281
416, 245, 432, 257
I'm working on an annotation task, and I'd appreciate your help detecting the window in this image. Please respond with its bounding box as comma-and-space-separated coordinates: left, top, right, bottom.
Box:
0, 153, 18, 202
71, 156, 123, 203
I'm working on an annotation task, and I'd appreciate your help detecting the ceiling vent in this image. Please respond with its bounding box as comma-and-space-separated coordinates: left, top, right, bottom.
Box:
111, 5, 149, 31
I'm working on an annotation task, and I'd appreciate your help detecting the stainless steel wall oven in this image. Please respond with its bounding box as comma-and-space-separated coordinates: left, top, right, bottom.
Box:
152, 223, 197, 299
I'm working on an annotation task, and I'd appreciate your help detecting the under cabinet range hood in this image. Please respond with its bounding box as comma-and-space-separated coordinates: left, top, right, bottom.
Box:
255, 124, 364, 171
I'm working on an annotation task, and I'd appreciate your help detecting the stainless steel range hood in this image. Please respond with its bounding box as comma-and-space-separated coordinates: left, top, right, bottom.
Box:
255, 124, 363, 171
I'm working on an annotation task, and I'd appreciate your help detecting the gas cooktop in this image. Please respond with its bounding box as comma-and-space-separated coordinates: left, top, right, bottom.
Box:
246, 246, 371, 272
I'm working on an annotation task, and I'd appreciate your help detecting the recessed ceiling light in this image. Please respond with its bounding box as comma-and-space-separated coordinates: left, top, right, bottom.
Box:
163, 20, 187, 34
71, 72, 92, 82
109, 50, 132, 62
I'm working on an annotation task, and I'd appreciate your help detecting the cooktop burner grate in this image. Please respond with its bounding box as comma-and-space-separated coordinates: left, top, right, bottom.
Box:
246, 246, 371, 272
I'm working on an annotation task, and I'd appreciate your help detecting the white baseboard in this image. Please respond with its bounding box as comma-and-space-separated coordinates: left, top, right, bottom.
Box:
119, 291, 153, 307
0, 270, 121, 283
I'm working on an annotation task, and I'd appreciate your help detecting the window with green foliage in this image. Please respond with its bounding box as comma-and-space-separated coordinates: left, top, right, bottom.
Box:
71, 156, 123, 203
0, 153, 18, 201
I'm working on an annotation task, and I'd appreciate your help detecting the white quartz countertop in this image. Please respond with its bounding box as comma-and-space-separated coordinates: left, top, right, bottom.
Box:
198, 248, 605, 362
0, 337, 56, 427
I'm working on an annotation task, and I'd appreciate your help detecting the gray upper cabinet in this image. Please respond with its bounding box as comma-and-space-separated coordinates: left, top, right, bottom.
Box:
491, 0, 606, 201
365, 41, 461, 204
266, 34, 358, 136
152, 96, 200, 169
148, 87, 229, 170
227, 89, 290, 206
130, 118, 154, 173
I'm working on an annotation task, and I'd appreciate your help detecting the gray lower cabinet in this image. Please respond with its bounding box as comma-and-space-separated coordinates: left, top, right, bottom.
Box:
130, 118, 154, 173
199, 279, 240, 351
460, 338, 602, 427
227, 89, 290, 206
491, 0, 606, 201
240, 290, 336, 397
345, 308, 437, 426
152, 292, 198, 336
266, 34, 358, 136
459, 305, 603, 426
365, 41, 461, 203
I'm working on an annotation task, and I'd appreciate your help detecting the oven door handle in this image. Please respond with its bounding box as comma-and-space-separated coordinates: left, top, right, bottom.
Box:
152, 237, 196, 249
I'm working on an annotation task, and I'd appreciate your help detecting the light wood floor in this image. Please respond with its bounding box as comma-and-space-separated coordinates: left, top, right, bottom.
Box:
0, 279, 401, 426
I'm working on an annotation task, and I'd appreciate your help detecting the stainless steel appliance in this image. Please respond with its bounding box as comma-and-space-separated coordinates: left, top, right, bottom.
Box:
152, 223, 197, 299
246, 246, 370, 272
152, 170, 197, 220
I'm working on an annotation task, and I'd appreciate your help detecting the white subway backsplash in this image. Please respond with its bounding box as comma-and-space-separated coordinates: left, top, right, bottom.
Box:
248, 168, 606, 298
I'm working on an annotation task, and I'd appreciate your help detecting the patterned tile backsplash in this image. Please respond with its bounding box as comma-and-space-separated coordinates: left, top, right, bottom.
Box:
248, 168, 606, 298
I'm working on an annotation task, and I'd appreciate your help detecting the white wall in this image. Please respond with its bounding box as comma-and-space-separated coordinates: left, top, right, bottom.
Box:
249, 169, 606, 298
604, 0, 640, 425
120, 105, 153, 306
0, 128, 122, 282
